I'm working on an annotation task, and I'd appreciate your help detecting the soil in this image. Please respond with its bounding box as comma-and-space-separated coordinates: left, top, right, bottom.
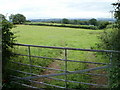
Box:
42, 60, 61, 75
31, 52, 108, 88
32, 60, 62, 88
86, 52, 108, 88
87, 64, 107, 88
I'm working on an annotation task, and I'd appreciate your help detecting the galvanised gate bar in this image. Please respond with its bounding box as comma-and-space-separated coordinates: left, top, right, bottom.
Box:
9, 43, 120, 89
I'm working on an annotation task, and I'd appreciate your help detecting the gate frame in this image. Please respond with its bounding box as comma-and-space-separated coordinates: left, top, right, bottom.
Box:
9, 43, 120, 89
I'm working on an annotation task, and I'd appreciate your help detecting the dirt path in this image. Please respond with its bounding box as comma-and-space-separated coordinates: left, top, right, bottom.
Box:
87, 64, 107, 88
31, 52, 108, 88
42, 60, 62, 75
86, 52, 108, 88
32, 60, 63, 88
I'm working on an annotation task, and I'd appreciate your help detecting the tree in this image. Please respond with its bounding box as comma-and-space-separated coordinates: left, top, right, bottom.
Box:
1, 14, 16, 88
108, 2, 120, 88
89, 18, 98, 26
9, 14, 14, 22
98, 1, 120, 88
79, 20, 89, 25
62, 18, 69, 24
9, 14, 26, 24
73, 20, 78, 24
0, 14, 5, 20
98, 21, 110, 29
1, 14, 15, 64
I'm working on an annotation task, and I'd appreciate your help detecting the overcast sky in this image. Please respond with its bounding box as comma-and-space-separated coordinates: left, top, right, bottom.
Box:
0, 0, 116, 19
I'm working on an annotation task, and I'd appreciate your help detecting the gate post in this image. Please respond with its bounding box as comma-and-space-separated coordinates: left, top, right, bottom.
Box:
108, 52, 113, 87
109, 52, 113, 65
64, 49, 67, 88
28, 46, 32, 75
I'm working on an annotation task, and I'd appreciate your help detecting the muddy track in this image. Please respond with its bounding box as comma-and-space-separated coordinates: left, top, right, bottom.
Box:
86, 52, 108, 88
31, 52, 108, 88
32, 60, 63, 88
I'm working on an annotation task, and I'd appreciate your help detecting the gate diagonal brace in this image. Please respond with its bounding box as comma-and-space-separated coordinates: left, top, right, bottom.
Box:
20, 65, 110, 80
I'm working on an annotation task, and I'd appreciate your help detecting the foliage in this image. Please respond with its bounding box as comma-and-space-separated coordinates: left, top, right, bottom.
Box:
9, 14, 14, 22
9, 14, 26, 24
26, 22, 98, 30
62, 18, 69, 24
97, 2, 120, 88
78, 20, 89, 25
1, 14, 16, 88
73, 20, 79, 24
0, 14, 5, 20
26, 20, 31, 22
1, 14, 15, 65
89, 18, 98, 26
98, 21, 110, 29
109, 3, 120, 88
28, 18, 111, 29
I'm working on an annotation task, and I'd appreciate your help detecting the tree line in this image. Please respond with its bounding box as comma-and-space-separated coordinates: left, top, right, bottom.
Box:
98, 1, 120, 88
51, 18, 111, 29
9, 14, 26, 24
7, 13, 112, 30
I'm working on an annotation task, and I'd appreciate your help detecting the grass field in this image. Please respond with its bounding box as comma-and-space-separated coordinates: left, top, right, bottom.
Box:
10, 25, 108, 88
12, 25, 101, 48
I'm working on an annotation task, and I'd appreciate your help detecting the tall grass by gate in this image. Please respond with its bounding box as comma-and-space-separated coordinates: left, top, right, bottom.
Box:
8, 43, 120, 89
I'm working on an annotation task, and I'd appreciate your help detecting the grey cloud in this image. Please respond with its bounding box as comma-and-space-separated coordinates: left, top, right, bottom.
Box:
65, 2, 113, 12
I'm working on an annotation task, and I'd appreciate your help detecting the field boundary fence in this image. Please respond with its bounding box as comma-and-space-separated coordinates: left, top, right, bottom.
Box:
9, 43, 120, 89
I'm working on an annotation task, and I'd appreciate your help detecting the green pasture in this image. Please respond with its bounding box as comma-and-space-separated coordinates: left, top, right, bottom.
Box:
10, 25, 108, 88
12, 25, 101, 48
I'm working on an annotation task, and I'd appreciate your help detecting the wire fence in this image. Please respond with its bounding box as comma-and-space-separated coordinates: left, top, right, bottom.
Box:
9, 43, 120, 89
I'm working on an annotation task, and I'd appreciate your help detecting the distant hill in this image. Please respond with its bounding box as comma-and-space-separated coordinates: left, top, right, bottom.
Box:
29, 18, 115, 22
29, 18, 61, 22
97, 18, 115, 22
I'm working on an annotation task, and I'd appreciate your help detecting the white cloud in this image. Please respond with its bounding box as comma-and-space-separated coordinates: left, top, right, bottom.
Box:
0, 0, 115, 19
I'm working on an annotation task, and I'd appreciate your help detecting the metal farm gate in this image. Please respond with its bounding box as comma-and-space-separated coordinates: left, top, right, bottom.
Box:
9, 43, 120, 89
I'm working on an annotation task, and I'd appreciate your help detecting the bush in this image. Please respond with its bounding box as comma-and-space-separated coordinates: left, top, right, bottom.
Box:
27, 22, 98, 30
98, 21, 110, 29
1, 14, 16, 88
97, 2, 120, 88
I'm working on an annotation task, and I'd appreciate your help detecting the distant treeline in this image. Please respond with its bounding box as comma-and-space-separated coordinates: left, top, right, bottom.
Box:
26, 23, 98, 30
26, 18, 113, 30
29, 18, 115, 22
8, 13, 114, 30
